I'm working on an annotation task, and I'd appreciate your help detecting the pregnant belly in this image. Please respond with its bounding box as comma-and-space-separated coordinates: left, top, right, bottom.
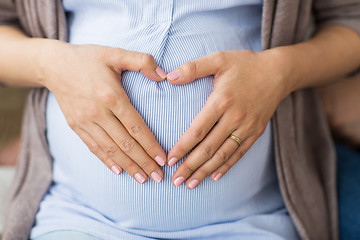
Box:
47, 73, 218, 230
121, 70, 213, 152
43, 0, 279, 232
47, 83, 277, 231
46, 70, 277, 231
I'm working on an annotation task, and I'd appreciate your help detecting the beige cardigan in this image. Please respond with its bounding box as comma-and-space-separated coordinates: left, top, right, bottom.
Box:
1, 0, 360, 239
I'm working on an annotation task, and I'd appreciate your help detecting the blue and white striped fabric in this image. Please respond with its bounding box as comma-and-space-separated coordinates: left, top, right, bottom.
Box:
31, 1, 299, 239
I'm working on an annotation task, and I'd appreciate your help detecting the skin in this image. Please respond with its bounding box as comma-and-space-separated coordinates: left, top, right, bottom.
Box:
0, 26, 168, 184
166, 25, 360, 189
0, 25, 359, 189
318, 74, 360, 148
0, 137, 20, 166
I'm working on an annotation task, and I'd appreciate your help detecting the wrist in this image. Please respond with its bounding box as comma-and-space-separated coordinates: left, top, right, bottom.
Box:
259, 46, 296, 100
34, 38, 69, 89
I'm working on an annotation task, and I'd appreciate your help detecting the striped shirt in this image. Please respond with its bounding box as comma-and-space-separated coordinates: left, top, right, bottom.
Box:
31, 1, 299, 239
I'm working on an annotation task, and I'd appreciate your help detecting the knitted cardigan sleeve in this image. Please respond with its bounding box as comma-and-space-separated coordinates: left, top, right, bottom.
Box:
314, 0, 360, 35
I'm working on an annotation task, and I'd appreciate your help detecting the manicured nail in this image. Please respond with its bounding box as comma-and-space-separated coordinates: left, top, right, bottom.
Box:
155, 156, 165, 166
174, 176, 185, 187
134, 173, 146, 183
213, 173, 223, 182
168, 157, 178, 166
156, 67, 167, 79
167, 69, 181, 81
188, 179, 199, 189
151, 172, 162, 183
111, 165, 121, 175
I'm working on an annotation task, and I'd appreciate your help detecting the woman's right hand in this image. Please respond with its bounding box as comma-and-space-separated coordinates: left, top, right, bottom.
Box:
38, 40, 167, 184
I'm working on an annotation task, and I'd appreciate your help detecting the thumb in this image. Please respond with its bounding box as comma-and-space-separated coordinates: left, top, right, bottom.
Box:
109, 49, 167, 81
167, 52, 222, 85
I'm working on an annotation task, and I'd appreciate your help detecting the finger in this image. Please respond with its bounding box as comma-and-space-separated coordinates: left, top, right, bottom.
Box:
171, 124, 240, 188
167, 51, 224, 85
108, 49, 167, 81
167, 94, 223, 166
184, 134, 240, 189
81, 123, 151, 184
102, 88, 166, 167
211, 136, 256, 182
75, 128, 123, 175
97, 114, 164, 183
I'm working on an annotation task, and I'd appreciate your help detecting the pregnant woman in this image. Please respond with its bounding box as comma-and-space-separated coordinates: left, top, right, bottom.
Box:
34, 1, 296, 239
0, 0, 360, 240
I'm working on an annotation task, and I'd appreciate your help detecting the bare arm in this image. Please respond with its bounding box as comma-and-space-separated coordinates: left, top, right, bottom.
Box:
318, 73, 360, 148
279, 25, 360, 94
165, 25, 360, 189
0, 25, 169, 184
0, 26, 45, 87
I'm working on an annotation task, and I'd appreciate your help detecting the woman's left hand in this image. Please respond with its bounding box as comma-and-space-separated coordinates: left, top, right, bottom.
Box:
166, 50, 291, 189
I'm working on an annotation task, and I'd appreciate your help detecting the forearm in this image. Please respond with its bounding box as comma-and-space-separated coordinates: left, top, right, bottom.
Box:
0, 26, 52, 87
318, 73, 360, 147
271, 25, 360, 97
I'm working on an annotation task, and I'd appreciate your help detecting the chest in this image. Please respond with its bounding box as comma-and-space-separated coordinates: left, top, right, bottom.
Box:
63, 0, 263, 25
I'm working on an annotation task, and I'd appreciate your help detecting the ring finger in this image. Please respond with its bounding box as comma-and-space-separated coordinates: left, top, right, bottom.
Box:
76, 128, 123, 175
185, 131, 243, 189
211, 135, 257, 182
98, 114, 164, 182
84, 123, 156, 183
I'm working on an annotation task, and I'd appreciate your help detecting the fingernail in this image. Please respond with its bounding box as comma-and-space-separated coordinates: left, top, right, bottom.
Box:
135, 173, 146, 183
213, 173, 223, 182
156, 67, 167, 79
174, 176, 185, 187
155, 156, 165, 166
111, 165, 121, 175
188, 179, 199, 189
168, 157, 178, 166
151, 172, 162, 183
167, 69, 181, 81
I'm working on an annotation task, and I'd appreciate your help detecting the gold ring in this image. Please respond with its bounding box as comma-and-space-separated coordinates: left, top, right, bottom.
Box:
229, 134, 242, 146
